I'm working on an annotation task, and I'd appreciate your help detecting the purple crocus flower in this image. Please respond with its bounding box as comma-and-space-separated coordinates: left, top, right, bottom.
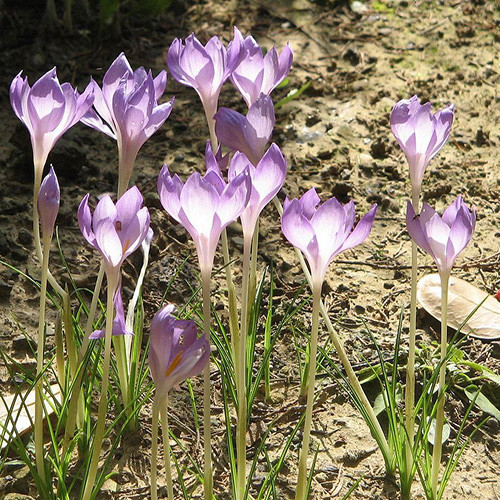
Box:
406, 196, 475, 277
391, 96, 454, 194
281, 189, 377, 284
90, 284, 133, 339
228, 144, 286, 239
78, 186, 150, 276
10, 68, 94, 183
37, 166, 60, 240
81, 53, 174, 194
157, 163, 251, 274
167, 31, 243, 133
148, 305, 210, 401
231, 27, 293, 108
214, 93, 275, 166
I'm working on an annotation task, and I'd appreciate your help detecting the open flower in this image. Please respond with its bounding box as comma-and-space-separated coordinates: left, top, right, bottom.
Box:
406, 196, 475, 277
228, 144, 286, 239
157, 163, 251, 273
37, 166, 60, 240
90, 284, 133, 339
281, 189, 377, 284
10, 68, 94, 183
167, 31, 243, 126
81, 53, 174, 193
214, 93, 275, 166
148, 305, 210, 401
390, 96, 454, 193
231, 27, 293, 108
78, 186, 150, 275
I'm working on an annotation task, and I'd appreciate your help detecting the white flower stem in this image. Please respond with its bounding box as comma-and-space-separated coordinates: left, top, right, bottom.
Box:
295, 280, 322, 500
160, 395, 174, 500
151, 396, 160, 500
81, 272, 118, 500
201, 268, 213, 500
35, 234, 51, 485
430, 271, 450, 498
221, 230, 239, 355
405, 187, 420, 476
236, 234, 252, 500
273, 196, 394, 470
63, 264, 105, 456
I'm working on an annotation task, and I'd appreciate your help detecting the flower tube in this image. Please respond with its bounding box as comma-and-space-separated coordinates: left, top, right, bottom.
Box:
79, 186, 150, 500
281, 189, 378, 500
148, 305, 209, 500
406, 196, 475, 498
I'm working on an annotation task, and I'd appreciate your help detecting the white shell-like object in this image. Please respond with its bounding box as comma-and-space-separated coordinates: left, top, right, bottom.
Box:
417, 274, 500, 340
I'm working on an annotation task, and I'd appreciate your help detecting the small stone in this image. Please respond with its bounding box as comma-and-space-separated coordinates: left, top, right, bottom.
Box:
0, 280, 13, 300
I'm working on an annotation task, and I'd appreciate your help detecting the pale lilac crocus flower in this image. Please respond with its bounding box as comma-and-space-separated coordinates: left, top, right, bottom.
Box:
231, 27, 293, 108
10, 68, 94, 187
90, 284, 133, 339
148, 305, 210, 402
81, 53, 174, 196
214, 93, 275, 166
167, 30, 243, 144
281, 189, 377, 286
406, 196, 475, 278
37, 166, 60, 240
157, 164, 251, 274
391, 96, 454, 196
228, 144, 286, 239
78, 186, 151, 280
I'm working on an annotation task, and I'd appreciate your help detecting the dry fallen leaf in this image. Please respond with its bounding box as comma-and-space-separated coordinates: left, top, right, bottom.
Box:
417, 274, 500, 340
0, 384, 61, 449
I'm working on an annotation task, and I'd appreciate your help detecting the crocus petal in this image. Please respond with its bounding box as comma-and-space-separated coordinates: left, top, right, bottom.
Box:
95, 218, 124, 268
340, 204, 377, 253
78, 194, 96, 246
115, 185, 144, 228
179, 173, 219, 237
93, 195, 117, 230
158, 165, 183, 223
281, 198, 315, 255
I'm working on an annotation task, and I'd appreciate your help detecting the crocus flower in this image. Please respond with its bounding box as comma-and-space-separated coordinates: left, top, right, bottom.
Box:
281, 189, 377, 284
231, 27, 293, 108
37, 166, 60, 240
228, 144, 286, 238
390, 96, 454, 194
167, 31, 243, 128
157, 163, 251, 273
148, 305, 210, 401
81, 53, 174, 193
406, 196, 475, 277
90, 284, 133, 339
214, 93, 275, 166
78, 186, 150, 276
10, 68, 94, 183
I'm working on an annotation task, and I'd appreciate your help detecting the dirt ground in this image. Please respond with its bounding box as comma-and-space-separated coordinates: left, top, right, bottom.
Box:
0, 0, 498, 498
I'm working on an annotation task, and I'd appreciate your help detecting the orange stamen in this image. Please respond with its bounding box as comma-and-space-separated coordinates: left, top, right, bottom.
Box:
165, 351, 183, 377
